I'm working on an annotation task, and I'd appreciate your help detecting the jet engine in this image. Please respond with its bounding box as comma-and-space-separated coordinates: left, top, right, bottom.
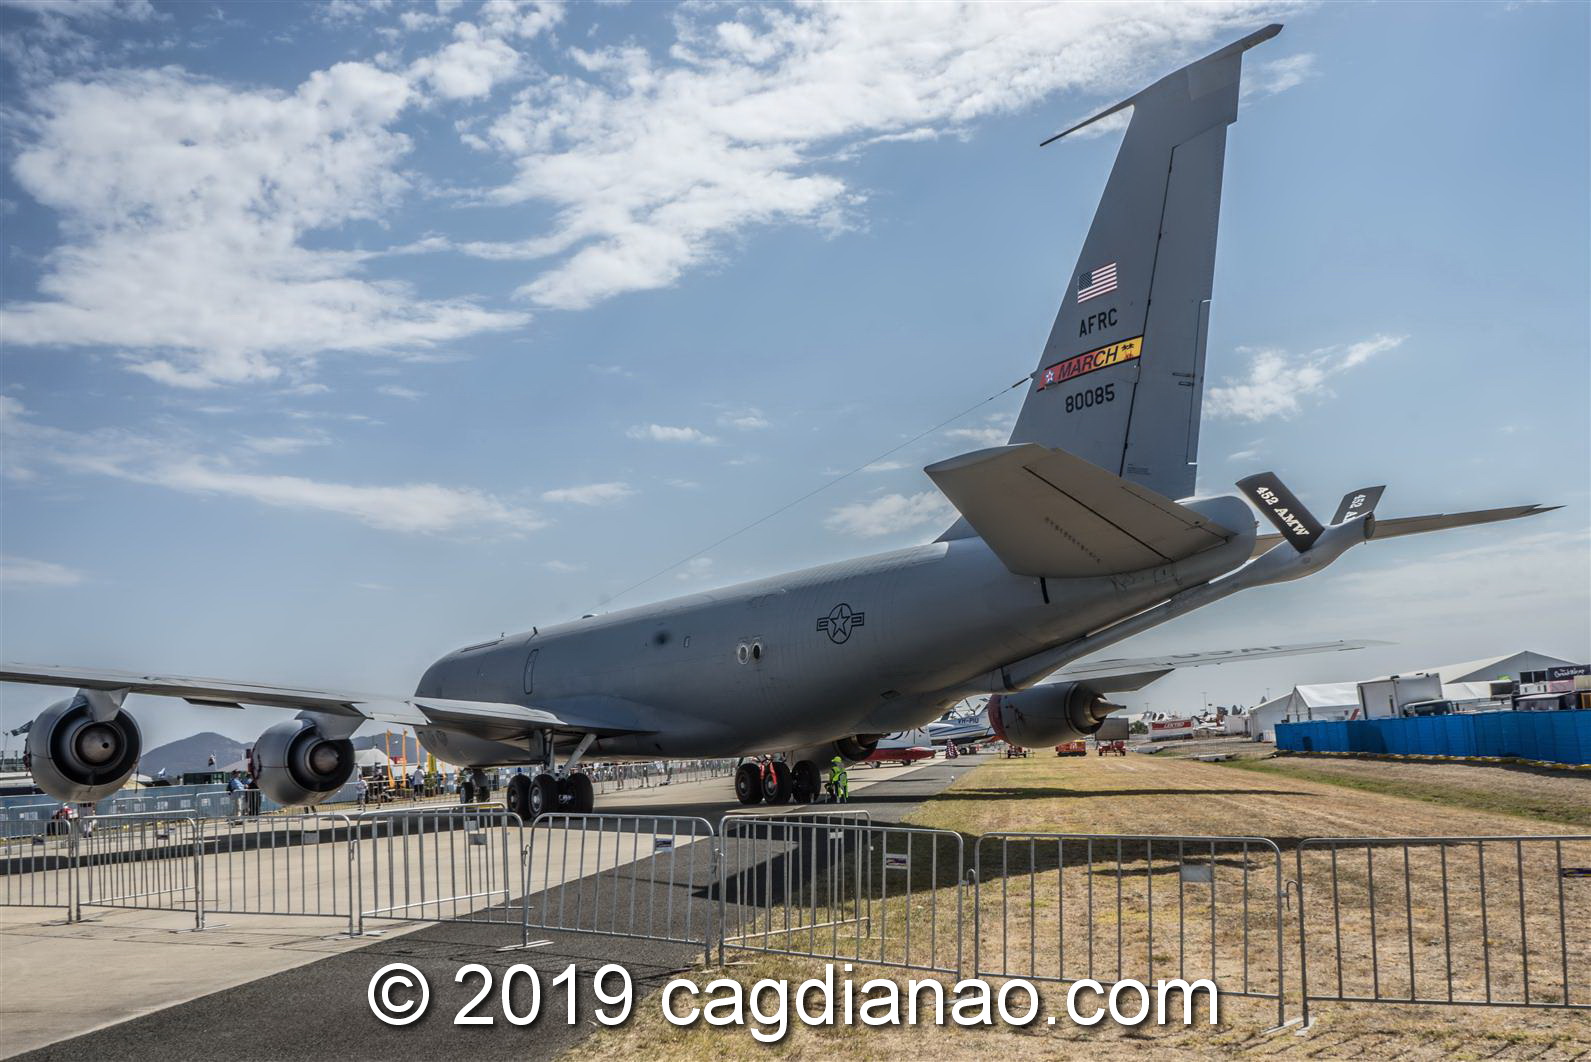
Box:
25, 694, 142, 803
252, 718, 355, 806
987, 683, 1119, 748
830, 734, 880, 762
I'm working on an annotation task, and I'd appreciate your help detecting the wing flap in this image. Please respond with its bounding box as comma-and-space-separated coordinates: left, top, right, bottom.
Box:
926, 443, 1236, 577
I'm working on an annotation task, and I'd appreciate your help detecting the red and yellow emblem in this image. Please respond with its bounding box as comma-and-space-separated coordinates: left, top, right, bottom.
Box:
1037, 335, 1143, 390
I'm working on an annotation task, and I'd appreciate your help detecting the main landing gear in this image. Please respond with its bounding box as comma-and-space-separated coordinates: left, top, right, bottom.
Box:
504, 771, 595, 818
499, 730, 599, 819
736, 758, 818, 806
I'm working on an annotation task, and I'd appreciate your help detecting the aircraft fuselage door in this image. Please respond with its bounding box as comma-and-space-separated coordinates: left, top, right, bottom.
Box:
523, 648, 539, 695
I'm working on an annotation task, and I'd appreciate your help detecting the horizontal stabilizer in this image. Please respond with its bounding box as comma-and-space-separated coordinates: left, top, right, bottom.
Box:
926, 443, 1239, 577
1247, 504, 1559, 557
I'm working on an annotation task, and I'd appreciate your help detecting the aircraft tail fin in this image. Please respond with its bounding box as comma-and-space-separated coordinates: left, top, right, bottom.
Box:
1001, 25, 1279, 503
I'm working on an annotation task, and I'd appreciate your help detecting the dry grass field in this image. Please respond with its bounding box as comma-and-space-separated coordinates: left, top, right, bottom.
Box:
580, 750, 1590, 1061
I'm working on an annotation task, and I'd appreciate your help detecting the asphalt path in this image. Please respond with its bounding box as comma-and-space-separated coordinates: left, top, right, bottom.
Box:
16, 754, 985, 1061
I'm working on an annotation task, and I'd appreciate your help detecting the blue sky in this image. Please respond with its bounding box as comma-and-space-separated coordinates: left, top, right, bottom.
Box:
2, 0, 1587, 750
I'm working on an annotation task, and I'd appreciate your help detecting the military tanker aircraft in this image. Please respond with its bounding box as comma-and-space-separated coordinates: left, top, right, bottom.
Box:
3, 25, 1553, 818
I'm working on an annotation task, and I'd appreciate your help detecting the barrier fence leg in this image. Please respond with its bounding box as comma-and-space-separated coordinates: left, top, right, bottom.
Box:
1294, 854, 1312, 1032
193, 822, 205, 931
68, 818, 80, 924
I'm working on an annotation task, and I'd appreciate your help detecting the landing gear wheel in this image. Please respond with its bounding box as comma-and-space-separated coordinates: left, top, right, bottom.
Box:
568, 772, 595, 814
459, 779, 476, 804
763, 761, 793, 805
506, 775, 531, 818
734, 762, 763, 805
529, 774, 559, 818
470, 769, 492, 804
791, 760, 819, 804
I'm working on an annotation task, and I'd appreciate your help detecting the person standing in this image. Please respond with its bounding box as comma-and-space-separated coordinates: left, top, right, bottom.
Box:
226, 770, 245, 819
827, 756, 849, 804
355, 772, 369, 809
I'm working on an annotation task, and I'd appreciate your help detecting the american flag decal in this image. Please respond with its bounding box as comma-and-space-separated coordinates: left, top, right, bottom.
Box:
1076, 262, 1118, 303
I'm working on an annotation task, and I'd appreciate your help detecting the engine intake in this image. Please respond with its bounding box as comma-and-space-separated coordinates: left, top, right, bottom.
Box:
987, 682, 1118, 749
253, 719, 355, 806
26, 695, 142, 803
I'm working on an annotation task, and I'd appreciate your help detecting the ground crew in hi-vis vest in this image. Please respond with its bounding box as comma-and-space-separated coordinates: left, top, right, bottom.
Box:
828, 756, 849, 803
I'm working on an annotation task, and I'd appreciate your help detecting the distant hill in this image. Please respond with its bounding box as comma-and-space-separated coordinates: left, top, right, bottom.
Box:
139, 732, 249, 777
139, 729, 423, 777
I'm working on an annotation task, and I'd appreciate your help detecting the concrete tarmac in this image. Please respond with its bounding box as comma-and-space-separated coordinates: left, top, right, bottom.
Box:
2, 753, 983, 1059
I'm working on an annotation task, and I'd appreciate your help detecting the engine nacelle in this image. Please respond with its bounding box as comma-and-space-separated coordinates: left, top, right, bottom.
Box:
830, 734, 880, 763
26, 694, 143, 803
253, 719, 355, 806
987, 682, 1118, 749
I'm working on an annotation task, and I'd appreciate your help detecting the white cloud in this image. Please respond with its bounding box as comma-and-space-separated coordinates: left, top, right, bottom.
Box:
1207, 334, 1405, 422
0, 555, 87, 587
944, 411, 1016, 449
464, 3, 1290, 310
240, 433, 330, 456
825, 491, 955, 538
1, 63, 527, 389
378, 385, 424, 400
0, 0, 155, 20
1243, 53, 1317, 100
540, 481, 634, 505
153, 461, 539, 533
826, 460, 909, 475
720, 408, 770, 430
2, 396, 540, 536
626, 423, 717, 444
542, 559, 584, 574
674, 556, 714, 582
1326, 527, 1589, 634
409, 22, 521, 100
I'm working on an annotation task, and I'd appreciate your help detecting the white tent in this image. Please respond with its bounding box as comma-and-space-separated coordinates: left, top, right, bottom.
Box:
1368, 652, 1577, 686
355, 748, 390, 767
1248, 682, 1360, 742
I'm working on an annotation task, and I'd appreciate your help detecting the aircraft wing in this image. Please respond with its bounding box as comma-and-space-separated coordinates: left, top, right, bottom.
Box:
1046, 639, 1385, 693
1248, 504, 1558, 558
0, 662, 646, 741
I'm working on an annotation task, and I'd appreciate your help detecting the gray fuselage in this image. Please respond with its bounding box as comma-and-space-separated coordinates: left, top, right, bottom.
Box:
413, 516, 1254, 767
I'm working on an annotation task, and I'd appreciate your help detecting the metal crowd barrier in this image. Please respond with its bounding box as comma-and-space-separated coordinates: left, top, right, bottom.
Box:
76, 812, 204, 929
720, 815, 965, 976
0, 813, 78, 914
1293, 835, 1591, 1026
199, 812, 358, 935
585, 759, 738, 795
972, 833, 1287, 1028
524, 813, 718, 961
4, 797, 1588, 1032
357, 805, 525, 935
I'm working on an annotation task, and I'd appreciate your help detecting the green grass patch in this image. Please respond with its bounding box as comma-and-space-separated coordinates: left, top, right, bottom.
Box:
1216, 757, 1591, 829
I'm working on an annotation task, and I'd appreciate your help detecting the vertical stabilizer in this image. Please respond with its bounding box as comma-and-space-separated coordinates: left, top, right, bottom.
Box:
1001, 25, 1279, 504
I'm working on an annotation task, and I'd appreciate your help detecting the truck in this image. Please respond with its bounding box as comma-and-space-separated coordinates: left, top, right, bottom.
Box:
1357, 674, 1442, 719
1055, 741, 1087, 757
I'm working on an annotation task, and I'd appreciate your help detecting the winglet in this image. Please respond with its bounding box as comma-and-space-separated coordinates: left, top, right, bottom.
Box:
1041, 23, 1283, 146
